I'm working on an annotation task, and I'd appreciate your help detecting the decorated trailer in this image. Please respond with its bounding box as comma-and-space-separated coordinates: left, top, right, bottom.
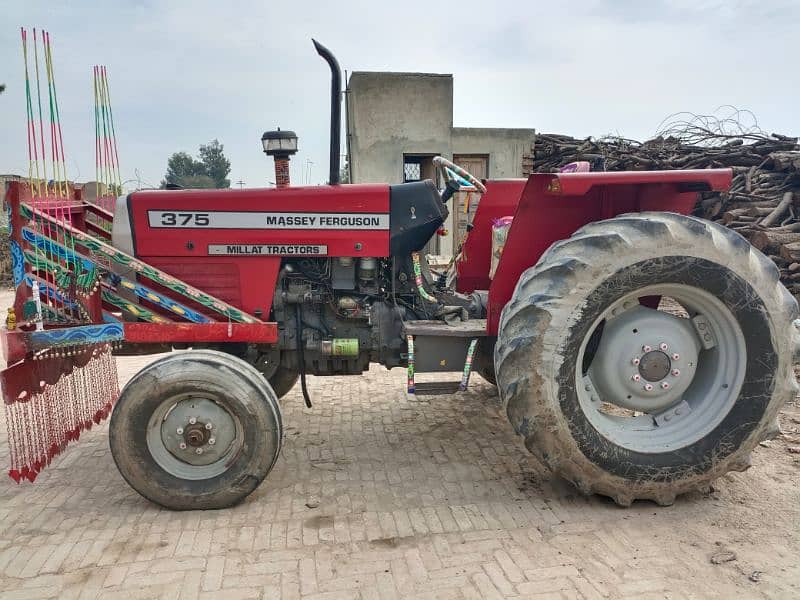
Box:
2, 39, 798, 510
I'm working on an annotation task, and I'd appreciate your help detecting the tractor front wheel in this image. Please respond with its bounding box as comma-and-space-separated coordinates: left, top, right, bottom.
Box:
495, 212, 799, 506
110, 350, 283, 510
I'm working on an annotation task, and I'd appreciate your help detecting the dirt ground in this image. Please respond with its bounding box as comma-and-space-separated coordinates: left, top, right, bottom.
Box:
0, 287, 799, 599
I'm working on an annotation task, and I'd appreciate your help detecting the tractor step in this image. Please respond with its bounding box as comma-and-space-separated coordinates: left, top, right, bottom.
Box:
410, 381, 463, 396
406, 336, 479, 395
403, 319, 487, 338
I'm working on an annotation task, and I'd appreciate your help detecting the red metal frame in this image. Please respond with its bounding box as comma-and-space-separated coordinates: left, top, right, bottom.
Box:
458, 169, 733, 334
123, 322, 277, 344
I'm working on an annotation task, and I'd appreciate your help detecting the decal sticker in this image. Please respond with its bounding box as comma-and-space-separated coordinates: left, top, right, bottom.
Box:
208, 244, 328, 256
149, 211, 389, 230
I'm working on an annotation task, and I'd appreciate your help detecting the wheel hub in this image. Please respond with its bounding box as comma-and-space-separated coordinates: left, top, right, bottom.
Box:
159, 397, 237, 467
184, 424, 209, 447
588, 305, 701, 413
638, 350, 671, 382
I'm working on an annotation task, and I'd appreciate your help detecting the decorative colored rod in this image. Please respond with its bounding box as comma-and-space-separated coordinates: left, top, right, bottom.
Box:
93, 66, 100, 192
21, 29, 41, 195
43, 31, 60, 197
44, 31, 68, 198
459, 339, 478, 391
32, 29, 47, 189
102, 67, 122, 192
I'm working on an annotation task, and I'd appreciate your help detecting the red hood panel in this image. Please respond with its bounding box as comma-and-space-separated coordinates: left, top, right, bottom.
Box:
129, 184, 391, 258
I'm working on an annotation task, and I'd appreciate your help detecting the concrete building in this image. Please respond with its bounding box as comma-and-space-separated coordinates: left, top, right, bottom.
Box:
345, 72, 535, 257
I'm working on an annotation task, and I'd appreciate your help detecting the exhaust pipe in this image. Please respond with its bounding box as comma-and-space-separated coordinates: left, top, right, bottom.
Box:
312, 39, 342, 185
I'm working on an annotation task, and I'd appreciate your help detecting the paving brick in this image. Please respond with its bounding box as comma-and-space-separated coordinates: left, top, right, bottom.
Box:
0, 296, 797, 600
200, 556, 225, 592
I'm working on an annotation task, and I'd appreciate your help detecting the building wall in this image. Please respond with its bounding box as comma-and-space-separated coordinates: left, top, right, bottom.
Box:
451, 128, 534, 179
346, 71, 535, 257
347, 72, 453, 184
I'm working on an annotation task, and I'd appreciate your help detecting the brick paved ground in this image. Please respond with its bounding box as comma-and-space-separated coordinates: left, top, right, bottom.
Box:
1, 291, 799, 599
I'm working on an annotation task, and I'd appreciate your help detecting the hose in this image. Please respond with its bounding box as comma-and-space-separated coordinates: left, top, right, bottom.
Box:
295, 305, 313, 408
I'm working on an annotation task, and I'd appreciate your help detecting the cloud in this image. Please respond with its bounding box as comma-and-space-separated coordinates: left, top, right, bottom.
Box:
2, 0, 797, 189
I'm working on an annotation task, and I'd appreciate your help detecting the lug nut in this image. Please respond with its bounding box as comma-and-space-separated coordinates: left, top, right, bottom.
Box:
642, 345, 652, 352
672, 369, 681, 377
179, 442, 187, 450
631, 358, 640, 366
195, 448, 203, 455
672, 353, 680, 361
205, 422, 212, 430
659, 343, 669, 351
208, 438, 216, 445
176, 427, 184, 435
661, 382, 670, 390
631, 374, 641, 382
643, 383, 654, 391
188, 417, 197, 425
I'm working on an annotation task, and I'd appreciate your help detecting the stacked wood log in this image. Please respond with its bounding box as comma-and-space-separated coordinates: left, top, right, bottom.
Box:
529, 132, 800, 297
0, 228, 11, 287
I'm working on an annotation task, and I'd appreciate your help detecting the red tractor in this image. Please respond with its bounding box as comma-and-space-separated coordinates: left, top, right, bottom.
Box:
4, 41, 798, 510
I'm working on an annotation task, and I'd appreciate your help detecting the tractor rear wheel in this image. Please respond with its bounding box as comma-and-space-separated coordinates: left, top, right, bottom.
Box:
110, 350, 283, 510
495, 212, 799, 506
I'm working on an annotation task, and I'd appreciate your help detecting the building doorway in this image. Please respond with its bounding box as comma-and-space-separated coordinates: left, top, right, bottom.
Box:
451, 155, 489, 257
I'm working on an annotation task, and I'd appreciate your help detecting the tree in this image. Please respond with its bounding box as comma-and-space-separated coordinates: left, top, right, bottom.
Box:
160, 140, 231, 189
161, 151, 202, 188
199, 139, 231, 188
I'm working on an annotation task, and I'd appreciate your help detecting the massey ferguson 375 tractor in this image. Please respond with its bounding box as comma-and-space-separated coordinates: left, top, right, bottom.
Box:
2, 41, 798, 510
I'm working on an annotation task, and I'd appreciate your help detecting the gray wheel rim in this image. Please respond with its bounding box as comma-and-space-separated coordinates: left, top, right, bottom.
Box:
577, 283, 746, 453
146, 393, 243, 480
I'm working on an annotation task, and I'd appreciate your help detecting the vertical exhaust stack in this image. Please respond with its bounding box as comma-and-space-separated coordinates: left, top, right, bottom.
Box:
312, 39, 341, 185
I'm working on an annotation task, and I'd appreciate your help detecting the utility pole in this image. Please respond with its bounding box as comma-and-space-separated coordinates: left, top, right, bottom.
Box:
236, 180, 245, 189
304, 160, 314, 185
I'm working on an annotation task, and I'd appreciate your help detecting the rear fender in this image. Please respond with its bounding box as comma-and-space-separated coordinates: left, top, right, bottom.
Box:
484, 169, 732, 334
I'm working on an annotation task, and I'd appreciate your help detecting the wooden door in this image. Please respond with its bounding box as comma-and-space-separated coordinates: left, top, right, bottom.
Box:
452, 155, 488, 257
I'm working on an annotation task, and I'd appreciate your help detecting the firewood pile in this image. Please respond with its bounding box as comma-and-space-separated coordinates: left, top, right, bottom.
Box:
0, 228, 11, 287
529, 111, 800, 297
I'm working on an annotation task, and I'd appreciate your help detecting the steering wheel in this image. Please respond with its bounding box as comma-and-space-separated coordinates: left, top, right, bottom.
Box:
433, 156, 487, 194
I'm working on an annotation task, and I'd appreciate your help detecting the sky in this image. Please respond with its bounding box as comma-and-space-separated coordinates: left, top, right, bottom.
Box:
2, 0, 798, 189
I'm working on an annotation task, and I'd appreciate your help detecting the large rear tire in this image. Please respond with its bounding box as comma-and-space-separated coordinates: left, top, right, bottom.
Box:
110, 350, 283, 510
495, 212, 799, 506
